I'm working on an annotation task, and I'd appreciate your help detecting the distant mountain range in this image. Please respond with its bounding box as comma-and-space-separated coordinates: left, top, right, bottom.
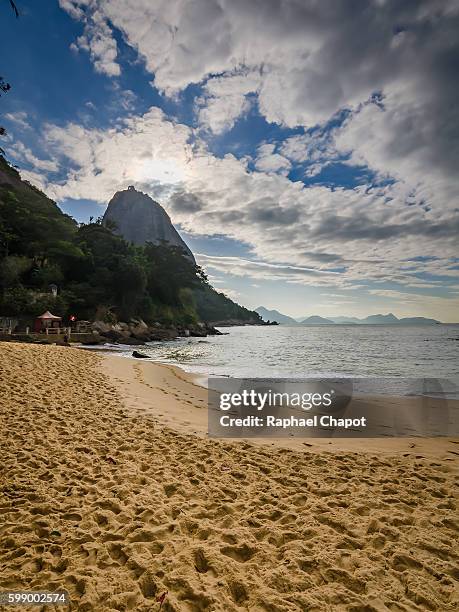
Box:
300, 315, 335, 325
255, 307, 442, 325
255, 307, 298, 325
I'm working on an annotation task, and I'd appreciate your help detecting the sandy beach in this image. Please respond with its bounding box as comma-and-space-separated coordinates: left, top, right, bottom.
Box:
1, 342, 458, 611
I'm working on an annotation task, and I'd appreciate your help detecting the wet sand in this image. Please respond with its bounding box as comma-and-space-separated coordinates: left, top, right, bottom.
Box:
0, 342, 458, 611
102, 354, 459, 457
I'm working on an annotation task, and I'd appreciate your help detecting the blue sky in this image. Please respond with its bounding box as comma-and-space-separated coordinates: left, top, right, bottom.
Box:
1, 0, 458, 321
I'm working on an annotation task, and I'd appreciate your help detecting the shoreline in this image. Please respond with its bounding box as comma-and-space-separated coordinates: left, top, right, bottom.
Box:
1, 342, 458, 610
102, 351, 459, 458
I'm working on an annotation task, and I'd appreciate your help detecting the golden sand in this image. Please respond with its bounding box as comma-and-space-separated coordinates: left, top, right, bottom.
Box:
0, 343, 458, 611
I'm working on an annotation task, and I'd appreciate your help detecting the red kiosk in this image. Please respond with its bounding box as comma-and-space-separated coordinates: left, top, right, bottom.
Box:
34, 311, 62, 333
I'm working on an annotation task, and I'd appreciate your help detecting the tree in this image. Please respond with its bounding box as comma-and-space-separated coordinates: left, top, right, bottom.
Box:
0, 255, 31, 290
144, 241, 207, 306
115, 257, 147, 319
0, 157, 260, 324
0, 77, 11, 95
0, 77, 11, 155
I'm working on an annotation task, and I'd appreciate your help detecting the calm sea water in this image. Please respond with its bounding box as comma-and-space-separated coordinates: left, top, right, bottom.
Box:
109, 325, 459, 396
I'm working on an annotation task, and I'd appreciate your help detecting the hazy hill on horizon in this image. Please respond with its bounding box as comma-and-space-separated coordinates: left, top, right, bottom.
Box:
254, 306, 299, 325
255, 307, 443, 325
300, 315, 334, 325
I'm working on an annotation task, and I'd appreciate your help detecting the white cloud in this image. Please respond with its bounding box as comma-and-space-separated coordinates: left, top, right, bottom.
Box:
119, 89, 137, 111
3, 112, 30, 130
17, 103, 455, 300
333, 91, 459, 214
41, 107, 192, 201
59, 0, 85, 20
280, 130, 339, 177
9, 142, 59, 173
197, 93, 251, 135
196, 71, 261, 134
19, 0, 459, 315
61, 2, 120, 77
254, 143, 291, 176
196, 254, 340, 286
57, 0, 459, 226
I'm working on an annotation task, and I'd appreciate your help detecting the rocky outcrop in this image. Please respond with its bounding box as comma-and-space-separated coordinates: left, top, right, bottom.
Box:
91, 319, 221, 344
103, 186, 195, 262
207, 319, 263, 327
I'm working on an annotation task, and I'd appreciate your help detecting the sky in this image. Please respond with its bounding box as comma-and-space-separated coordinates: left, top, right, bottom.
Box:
1, 0, 459, 321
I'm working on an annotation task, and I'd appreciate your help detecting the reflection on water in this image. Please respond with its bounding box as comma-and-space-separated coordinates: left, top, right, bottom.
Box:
109, 324, 459, 396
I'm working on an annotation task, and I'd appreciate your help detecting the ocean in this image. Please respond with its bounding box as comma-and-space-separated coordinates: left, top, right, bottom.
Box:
108, 324, 459, 397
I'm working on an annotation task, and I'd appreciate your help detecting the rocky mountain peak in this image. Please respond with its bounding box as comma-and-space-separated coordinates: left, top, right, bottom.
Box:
103, 187, 195, 262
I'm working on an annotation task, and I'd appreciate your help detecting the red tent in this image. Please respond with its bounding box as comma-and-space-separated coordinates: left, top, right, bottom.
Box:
34, 311, 62, 333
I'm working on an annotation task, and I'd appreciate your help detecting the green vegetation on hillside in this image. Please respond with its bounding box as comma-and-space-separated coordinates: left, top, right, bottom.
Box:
194, 286, 261, 323
0, 156, 261, 325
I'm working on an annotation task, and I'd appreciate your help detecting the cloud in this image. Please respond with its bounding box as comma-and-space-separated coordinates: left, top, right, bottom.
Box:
20, 101, 456, 299
332, 92, 459, 213
246, 198, 299, 226
254, 144, 291, 176
59, 0, 85, 20
57, 1, 459, 226
60, 2, 120, 77
280, 129, 340, 177
41, 107, 192, 201
118, 88, 137, 111
311, 212, 459, 242
196, 254, 340, 285
169, 190, 204, 213
21, 0, 459, 304
3, 112, 30, 130
197, 93, 251, 135
9, 141, 59, 173
196, 71, 260, 134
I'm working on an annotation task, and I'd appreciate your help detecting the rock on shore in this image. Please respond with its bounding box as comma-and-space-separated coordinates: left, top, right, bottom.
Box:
91, 319, 221, 345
